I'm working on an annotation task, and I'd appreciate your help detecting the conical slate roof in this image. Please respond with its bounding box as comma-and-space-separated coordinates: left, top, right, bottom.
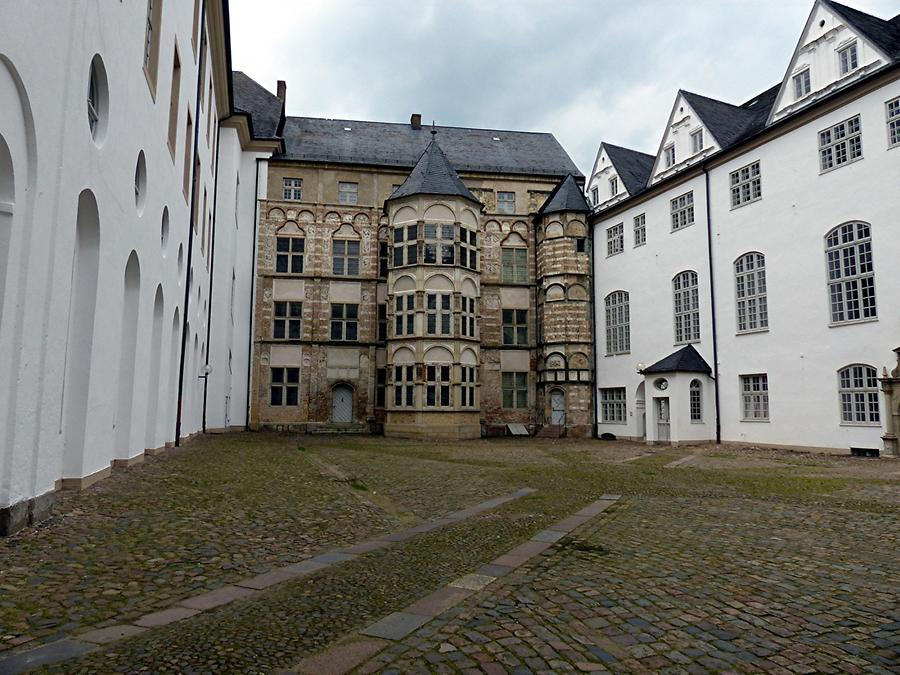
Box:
641, 344, 712, 375
538, 174, 590, 216
387, 138, 480, 204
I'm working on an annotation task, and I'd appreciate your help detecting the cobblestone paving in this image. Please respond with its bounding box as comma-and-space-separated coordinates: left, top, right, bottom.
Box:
360, 497, 900, 674
0, 434, 399, 650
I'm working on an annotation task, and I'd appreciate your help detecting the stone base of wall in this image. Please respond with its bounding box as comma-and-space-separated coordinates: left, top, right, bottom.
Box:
56, 465, 112, 491
0, 490, 55, 537
385, 411, 481, 440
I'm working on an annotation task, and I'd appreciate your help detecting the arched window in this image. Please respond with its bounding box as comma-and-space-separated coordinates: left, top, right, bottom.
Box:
838, 364, 880, 425
826, 222, 876, 323
673, 271, 700, 343
689, 379, 702, 422
734, 252, 767, 332
604, 291, 630, 355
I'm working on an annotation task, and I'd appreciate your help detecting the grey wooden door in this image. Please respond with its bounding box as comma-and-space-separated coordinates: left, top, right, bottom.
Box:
655, 397, 670, 442
550, 389, 565, 425
332, 385, 353, 423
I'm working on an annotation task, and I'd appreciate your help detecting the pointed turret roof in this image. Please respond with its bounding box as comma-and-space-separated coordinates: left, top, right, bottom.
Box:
538, 174, 590, 216
387, 138, 480, 204
641, 344, 712, 375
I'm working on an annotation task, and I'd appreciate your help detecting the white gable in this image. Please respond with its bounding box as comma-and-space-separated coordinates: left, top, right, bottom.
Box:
769, 0, 892, 124
649, 93, 720, 185
587, 145, 627, 209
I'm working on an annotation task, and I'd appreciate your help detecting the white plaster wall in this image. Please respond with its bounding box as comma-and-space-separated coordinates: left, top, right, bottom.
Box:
0, 1, 234, 511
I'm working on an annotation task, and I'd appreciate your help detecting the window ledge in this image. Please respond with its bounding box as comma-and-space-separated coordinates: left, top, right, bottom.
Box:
819, 155, 863, 176
606, 251, 623, 258
674, 339, 701, 346
605, 351, 630, 357
736, 328, 769, 336
690, 420, 704, 424
633, 242, 646, 248
670, 223, 695, 234
839, 422, 882, 428
740, 419, 770, 423
730, 196, 762, 211
828, 317, 878, 328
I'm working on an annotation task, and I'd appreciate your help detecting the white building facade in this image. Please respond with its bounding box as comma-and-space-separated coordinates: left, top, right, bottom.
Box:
589, 0, 900, 453
0, 1, 277, 534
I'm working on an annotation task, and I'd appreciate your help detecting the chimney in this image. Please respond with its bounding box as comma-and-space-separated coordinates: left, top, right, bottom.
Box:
276, 80, 286, 102
410, 113, 422, 130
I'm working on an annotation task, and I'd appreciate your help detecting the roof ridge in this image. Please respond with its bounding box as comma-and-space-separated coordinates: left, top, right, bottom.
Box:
601, 141, 655, 158
283, 115, 558, 137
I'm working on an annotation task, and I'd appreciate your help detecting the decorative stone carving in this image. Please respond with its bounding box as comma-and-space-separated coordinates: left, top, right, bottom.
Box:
880, 347, 900, 457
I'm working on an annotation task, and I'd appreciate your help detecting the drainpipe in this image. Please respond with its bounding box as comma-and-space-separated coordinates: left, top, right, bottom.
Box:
703, 167, 722, 444
201, 116, 222, 432
244, 157, 263, 430
587, 219, 598, 439
175, 0, 207, 446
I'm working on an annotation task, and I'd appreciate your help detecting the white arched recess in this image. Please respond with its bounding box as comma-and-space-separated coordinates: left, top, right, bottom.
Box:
114, 252, 142, 458
166, 308, 181, 441
145, 286, 165, 450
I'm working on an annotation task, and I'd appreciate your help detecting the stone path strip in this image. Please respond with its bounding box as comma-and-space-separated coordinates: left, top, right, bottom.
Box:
286, 494, 622, 675
0, 488, 536, 675
664, 453, 699, 468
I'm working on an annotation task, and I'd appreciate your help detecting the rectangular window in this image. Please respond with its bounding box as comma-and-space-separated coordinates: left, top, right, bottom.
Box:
423, 223, 455, 265
690, 383, 703, 422
729, 161, 762, 208
501, 247, 528, 283
501, 372, 528, 409
273, 301, 302, 340
633, 213, 646, 247
425, 365, 451, 407
394, 365, 415, 407
673, 271, 700, 343
143, 0, 162, 93
270, 367, 299, 406
887, 97, 900, 148
501, 309, 528, 346
664, 144, 675, 168
167, 47, 181, 156
497, 191, 516, 214
606, 223, 624, 256
393, 224, 418, 267
426, 293, 452, 336
576, 237, 586, 253
460, 227, 477, 270
793, 69, 811, 99
282, 178, 302, 201
691, 129, 704, 154
379, 241, 388, 278
735, 252, 768, 333
332, 239, 360, 276
461, 296, 476, 338
183, 111, 194, 201
609, 176, 618, 197
741, 374, 769, 421
330, 303, 358, 341
375, 368, 386, 408
838, 42, 858, 76
338, 181, 358, 205
275, 236, 304, 274
819, 115, 863, 172
394, 293, 415, 336
670, 191, 694, 231
460, 365, 476, 407
377, 303, 387, 342
600, 387, 626, 424
591, 187, 599, 206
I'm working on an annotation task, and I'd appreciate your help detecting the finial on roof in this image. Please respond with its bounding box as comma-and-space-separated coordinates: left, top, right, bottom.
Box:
431, 121, 437, 137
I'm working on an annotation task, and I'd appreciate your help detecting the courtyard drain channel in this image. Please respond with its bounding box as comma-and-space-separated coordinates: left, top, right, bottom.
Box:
0, 487, 536, 675
287, 494, 622, 675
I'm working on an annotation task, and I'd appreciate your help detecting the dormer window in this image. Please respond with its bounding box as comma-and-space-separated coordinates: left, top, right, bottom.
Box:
664, 144, 675, 168
691, 129, 704, 155
609, 176, 618, 196
839, 42, 858, 76
591, 186, 599, 205
793, 69, 811, 99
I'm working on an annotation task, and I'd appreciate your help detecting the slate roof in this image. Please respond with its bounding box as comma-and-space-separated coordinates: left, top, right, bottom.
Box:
601, 143, 655, 196
681, 90, 761, 150
277, 117, 582, 177
538, 174, 589, 216
387, 139, 480, 204
825, 1, 900, 58
642, 345, 712, 375
232, 71, 284, 139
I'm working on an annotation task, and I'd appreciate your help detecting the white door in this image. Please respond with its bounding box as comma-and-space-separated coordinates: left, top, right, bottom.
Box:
332, 385, 353, 423
550, 389, 565, 425
655, 397, 670, 443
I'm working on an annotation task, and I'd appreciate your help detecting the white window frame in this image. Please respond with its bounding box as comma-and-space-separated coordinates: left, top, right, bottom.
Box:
740, 374, 769, 421
819, 115, 863, 173
609, 176, 618, 197
838, 364, 880, 425
497, 191, 516, 214
691, 129, 704, 154
670, 191, 694, 231
886, 97, 900, 148
338, 181, 358, 205
604, 291, 630, 355
673, 270, 700, 344
606, 222, 624, 256
734, 252, 768, 333
591, 186, 599, 206
282, 177, 302, 201
600, 387, 626, 424
729, 161, 762, 209
633, 213, 646, 247
793, 69, 811, 99
689, 379, 702, 423
664, 144, 675, 168
838, 41, 858, 76
825, 222, 876, 324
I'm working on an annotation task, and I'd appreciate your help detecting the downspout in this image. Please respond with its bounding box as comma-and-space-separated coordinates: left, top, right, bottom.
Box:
201, 117, 223, 432
703, 167, 722, 444
588, 215, 598, 438
175, 0, 208, 446
244, 157, 262, 431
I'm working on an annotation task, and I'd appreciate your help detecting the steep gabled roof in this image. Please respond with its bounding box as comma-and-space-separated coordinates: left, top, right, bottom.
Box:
601, 143, 655, 196
539, 174, 589, 216
232, 71, 284, 139
680, 90, 760, 150
387, 138, 480, 204
278, 117, 582, 177
642, 344, 712, 375
825, 0, 900, 58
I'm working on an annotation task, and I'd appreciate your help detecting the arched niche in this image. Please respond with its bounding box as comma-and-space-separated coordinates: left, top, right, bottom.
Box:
167, 307, 180, 437
297, 209, 315, 222
145, 285, 164, 449
484, 219, 501, 233
461, 348, 478, 365
424, 273, 453, 291
501, 231, 527, 247
393, 205, 418, 223
393, 274, 416, 293
565, 220, 587, 237
461, 277, 478, 298
424, 345, 453, 363
424, 203, 455, 221
324, 211, 341, 225
353, 213, 370, 226
276, 220, 304, 236
545, 221, 564, 238
460, 208, 478, 227
267, 207, 286, 221
545, 283, 566, 302
392, 345, 415, 364
115, 251, 141, 458
569, 352, 589, 369
332, 222, 359, 238
568, 283, 588, 301
546, 352, 567, 369
512, 220, 529, 236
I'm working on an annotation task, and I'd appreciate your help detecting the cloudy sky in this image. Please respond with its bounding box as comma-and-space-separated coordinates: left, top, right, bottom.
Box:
230, 0, 897, 175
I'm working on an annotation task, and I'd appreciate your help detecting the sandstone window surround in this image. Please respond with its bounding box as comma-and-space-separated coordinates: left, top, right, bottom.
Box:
838, 364, 880, 425
394, 293, 415, 336
338, 181, 358, 205
270, 367, 299, 406
501, 247, 527, 283
460, 226, 478, 270
377, 303, 387, 342
460, 365, 476, 407
394, 364, 415, 407
276, 236, 304, 274
273, 301, 302, 340
740, 374, 769, 421
378, 241, 388, 277
497, 191, 516, 214
393, 224, 419, 267
426, 293, 452, 336
282, 177, 302, 201
600, 387, 626, 423
825, 221, 875, 324
423, 223, 455, 265
376, 368, 386, 408
501, 309, 527, 346
501, 372, 528, 409
735, 252, 768, 333
332, 239, 360, 276
330, 303, 358, 341
460, 296, 477, 338
425, 364, 451, 407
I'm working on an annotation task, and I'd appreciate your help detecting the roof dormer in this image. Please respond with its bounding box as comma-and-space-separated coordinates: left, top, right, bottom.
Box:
768, 0, 894, 124
649, 91, 723, 185
587, 143, 655, 210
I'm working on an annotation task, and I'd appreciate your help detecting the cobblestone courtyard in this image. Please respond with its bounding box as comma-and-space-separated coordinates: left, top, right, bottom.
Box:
0, 434, 898, 673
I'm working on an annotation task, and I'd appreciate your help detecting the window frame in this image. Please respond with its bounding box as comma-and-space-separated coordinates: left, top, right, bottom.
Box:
460, 296, 477, 338
393, 365, 415, 408
282, 177, 302, 201
633, 213, 646, 247
729, 161, 762, 209
690, 129, 704, 155
886, 96, 900, 149
664, 144, 675, 168
606, 222, 624, 256
609, 176, 618, 197
793, 68, 811, 99
670, 191, 694, 232
275, 235, 305, 274
837, 364, 880, 425
460, 365, 477, 408
273, 300, 302, 340
394, 293, 416, 336
740, 374, 769, 421
501, 308, 528, 346
673, 270, 700, 344
426, 292, 453, 336
330, 303, 359, 342
425, 364, 452, 407
338, 181, 358, 205
332, 238, 360, 276
600, 387, 626, 424
423, 223, 455, 265
838, 41, 858, 76
689, 379, 703, 423
501, 246, 528, 284
819, 114, 863, 173
825, 222, 876, 325
604, 291, 630, 356
501, 371, 528, 409
497, 191, 516, 214
734, 252, 768, 334
270, 367, 299, 407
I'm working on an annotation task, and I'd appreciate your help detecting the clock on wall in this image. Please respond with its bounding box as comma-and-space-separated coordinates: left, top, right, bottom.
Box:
654, 378, 669, 391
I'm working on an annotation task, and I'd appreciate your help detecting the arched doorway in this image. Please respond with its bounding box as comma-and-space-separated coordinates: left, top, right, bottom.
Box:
635, 381, 646, 440
332, 384, 353, 423
550, 388, 565, 426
